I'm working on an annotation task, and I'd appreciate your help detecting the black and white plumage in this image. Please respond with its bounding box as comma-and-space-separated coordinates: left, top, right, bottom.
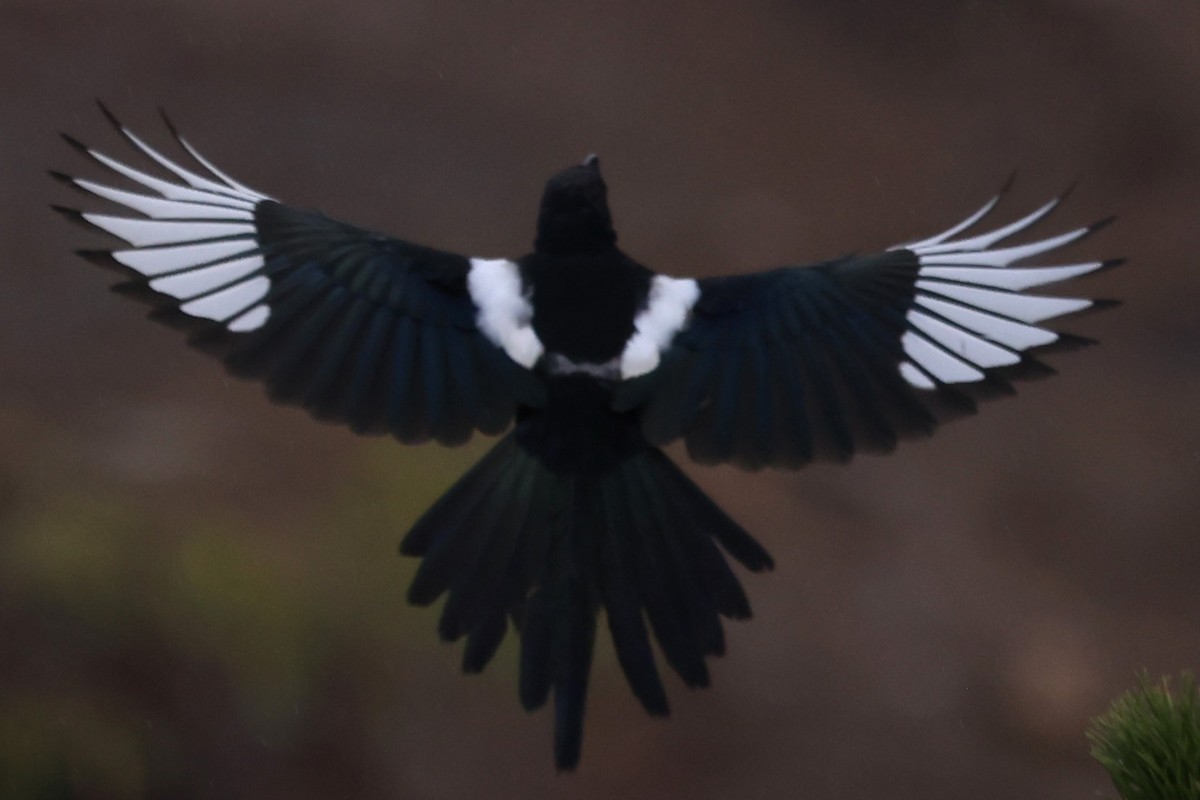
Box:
55, 104, 1119, 770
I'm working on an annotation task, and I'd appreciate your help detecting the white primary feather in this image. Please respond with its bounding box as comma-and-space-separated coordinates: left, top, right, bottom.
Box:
112, 240, 259, 277
898, 192, 1002, 251
227, 304, 271, 333
909, 196, 1061, 256
892, 192, 1109, 390
85, 147, 258, 208
71, 116, 275, 334
900, 331, 985, 384
83, 214, 254, 248
71, 177, 256, 221
917, 262, 1104, 291
898, 361, 937, 390
179, 276, 270, 323
913, 296, 1059, 351
906, 311, 1020, 369
148, 255, 266, 300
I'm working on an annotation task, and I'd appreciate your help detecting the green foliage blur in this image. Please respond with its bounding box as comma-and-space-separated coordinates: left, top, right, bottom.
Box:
1088, 672, 1200, 800
0, 438, 503, 797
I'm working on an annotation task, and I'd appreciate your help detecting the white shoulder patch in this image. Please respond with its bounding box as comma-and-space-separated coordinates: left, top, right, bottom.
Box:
619, 274, 700, 380
467, 257, 544, 369
893, 190, 1111, 390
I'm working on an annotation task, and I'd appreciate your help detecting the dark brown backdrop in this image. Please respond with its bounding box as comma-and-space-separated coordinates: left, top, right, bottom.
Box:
1, 1, 1197, 798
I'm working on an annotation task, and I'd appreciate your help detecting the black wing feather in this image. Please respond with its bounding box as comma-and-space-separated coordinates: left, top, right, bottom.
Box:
620, 187, 1117, 469
56, 109, 543, 445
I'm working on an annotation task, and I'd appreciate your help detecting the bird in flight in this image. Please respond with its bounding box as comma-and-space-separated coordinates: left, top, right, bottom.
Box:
54, 103, 1119, 770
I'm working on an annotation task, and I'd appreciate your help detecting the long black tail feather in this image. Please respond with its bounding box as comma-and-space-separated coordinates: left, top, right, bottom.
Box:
400, 422, 773, 770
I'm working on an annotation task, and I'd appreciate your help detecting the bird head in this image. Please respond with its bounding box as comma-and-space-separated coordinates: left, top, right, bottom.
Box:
534, 154, 617, 256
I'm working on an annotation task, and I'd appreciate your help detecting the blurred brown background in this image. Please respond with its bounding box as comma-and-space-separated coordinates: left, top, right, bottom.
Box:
1, 1, 1197, 798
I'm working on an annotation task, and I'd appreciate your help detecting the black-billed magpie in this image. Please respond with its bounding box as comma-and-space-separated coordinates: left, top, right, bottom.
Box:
54, 104, 1119, 770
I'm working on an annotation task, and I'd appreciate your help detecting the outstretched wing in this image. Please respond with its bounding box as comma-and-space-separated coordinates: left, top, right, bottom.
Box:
54, 105, 544, 445
615, 183, 1120, 469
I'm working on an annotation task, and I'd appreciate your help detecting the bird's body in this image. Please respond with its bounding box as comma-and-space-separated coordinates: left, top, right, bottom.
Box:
524, 250, 650, 366
56, 105, 1119, 770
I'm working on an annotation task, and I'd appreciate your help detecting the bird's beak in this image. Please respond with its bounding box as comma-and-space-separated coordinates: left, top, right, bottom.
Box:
582, 153, 600, 170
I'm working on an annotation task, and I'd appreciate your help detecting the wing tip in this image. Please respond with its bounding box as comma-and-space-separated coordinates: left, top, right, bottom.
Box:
59, 131, 91, 156
76, 249, 131, 276
47, 169, 80, 189
1058, 176, 1081, 205
1041, 331, 1099, 353
95, 98, 122, 132
999, 169, 1017, 196
50, 203, 85, 225
54, 205, 124, 239
75, 247, 109, 262
110, 279, 165, 309
157, 106, 181, 140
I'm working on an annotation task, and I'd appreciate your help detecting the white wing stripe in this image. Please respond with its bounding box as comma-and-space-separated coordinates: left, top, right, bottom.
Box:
914, 296, 1059, 350
86, 148, 257, 209
68, 114, 278, 334
148, 255, 265, 300
900, 331, 985, 384
72, 177, 256, 220
916, 280, 1092, 324
179, 276, 270, 322
114, 124, 267, 202
890, 188, 1112, 388
227, 304, 271, 333
907, 311, 1020, 369
82, 214, 255, 247
917, 225, 1091, 268
899, 193, 1001, 251
175, 135, 270, 200
918, 262, 1105, 291
899, 361, 937, 390
910, 197, 1060, 256
112, 240, 258, 276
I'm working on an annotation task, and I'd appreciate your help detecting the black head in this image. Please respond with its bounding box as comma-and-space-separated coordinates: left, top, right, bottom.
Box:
534, 155, 617, 256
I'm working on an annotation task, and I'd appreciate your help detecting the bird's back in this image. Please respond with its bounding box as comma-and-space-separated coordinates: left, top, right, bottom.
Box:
521, 250, 652, 365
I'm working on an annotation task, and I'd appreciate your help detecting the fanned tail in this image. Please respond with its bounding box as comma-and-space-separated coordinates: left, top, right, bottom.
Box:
400, 416, 773, 770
